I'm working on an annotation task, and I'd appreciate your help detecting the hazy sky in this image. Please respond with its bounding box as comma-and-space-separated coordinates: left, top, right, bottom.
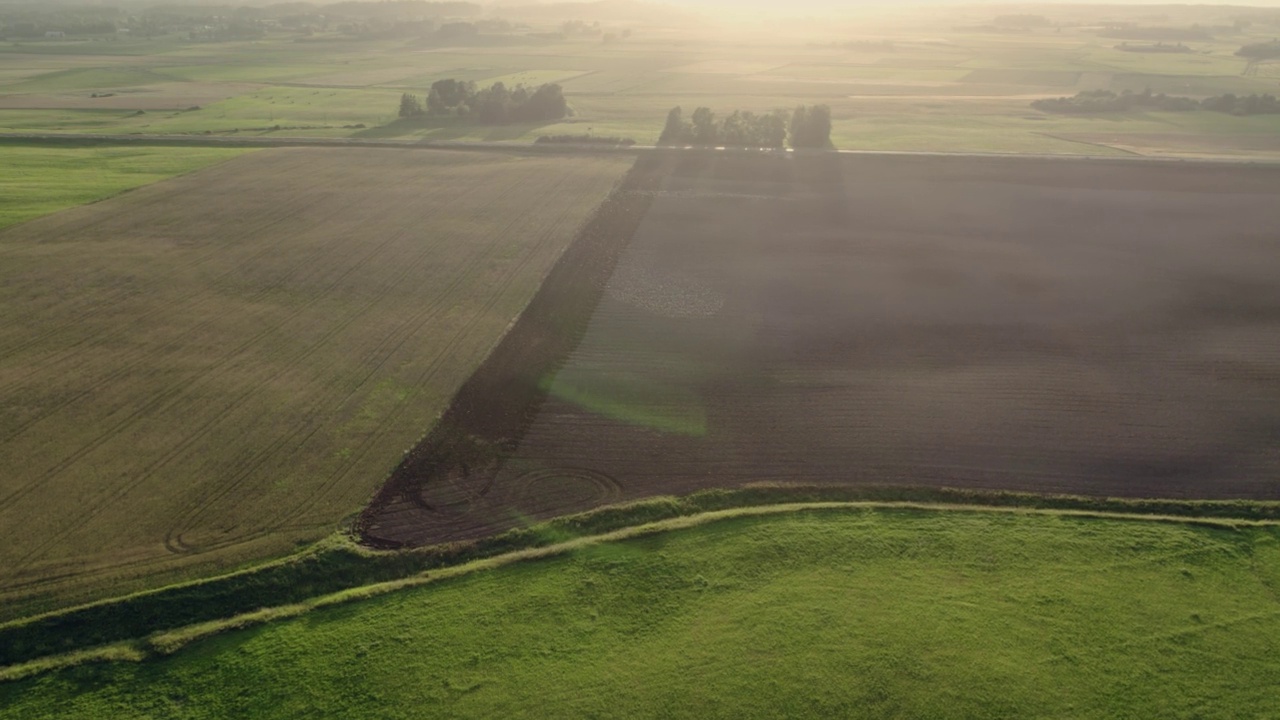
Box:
628, 0, 1280, 7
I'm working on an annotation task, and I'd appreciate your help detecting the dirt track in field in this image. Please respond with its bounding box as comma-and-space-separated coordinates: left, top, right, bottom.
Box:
360, 152, 1280, 548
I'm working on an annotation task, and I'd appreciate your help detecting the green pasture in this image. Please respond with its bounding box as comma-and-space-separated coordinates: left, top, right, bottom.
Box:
0, 144, 249, 229
3, 67, 176, 93
111, 87, 402, 135
157, 63, 336, 84
4, 507, 1278, 718
0, 109, 137, 133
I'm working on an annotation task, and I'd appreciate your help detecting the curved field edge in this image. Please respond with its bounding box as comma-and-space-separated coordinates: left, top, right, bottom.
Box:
5, 505, 1280, 720
3, 483, 1280, 678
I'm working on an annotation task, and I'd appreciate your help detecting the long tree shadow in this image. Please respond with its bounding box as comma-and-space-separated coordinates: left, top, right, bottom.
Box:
357, 155, 667, 549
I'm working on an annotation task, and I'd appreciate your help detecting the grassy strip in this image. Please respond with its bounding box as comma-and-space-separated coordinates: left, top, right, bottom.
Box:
0, 143, 251, 230
4, 496, 1278, 683
2, 483, 1279, 671
9, 504, 1280, 718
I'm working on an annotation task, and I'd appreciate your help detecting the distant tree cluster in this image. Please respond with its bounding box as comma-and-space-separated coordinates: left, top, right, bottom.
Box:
658, 105, 831, 149
535, 134, 635, 146
398, 79, 569, 124
1032, 89, 1280, 115
0, 4, 121, 39
1201, 93, 1280, 115
561, 19, 602, 36
789, 105, 833, 148
1032, 89, 1200, 113
435, 21, 478, 39
1236, 39, 1280, 59
399, 92, 425, 117
660, 107, 788, 148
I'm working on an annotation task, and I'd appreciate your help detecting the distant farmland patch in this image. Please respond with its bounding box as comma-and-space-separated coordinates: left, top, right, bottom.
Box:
960, 68, 1082, 86
0, 147, 631, 616
662, 60, 788, 75
478, 69, 590, 86
0, 82, 261, 111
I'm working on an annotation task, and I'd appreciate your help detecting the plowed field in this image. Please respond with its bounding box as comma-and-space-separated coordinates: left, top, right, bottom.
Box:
0, 147, 631, 614
364, 153, 1280, 548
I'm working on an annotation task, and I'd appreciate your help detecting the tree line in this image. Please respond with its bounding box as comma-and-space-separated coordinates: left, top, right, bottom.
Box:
658, 105, 832, 149
1236, 40, 1280, 60
1031, 89, 1279, 115
398, 79, 569, 124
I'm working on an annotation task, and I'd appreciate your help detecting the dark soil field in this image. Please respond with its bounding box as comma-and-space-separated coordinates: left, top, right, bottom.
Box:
361, 153, 1280, 548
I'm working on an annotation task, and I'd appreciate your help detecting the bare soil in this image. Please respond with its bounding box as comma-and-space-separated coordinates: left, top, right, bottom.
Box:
361, 152, 1280, 548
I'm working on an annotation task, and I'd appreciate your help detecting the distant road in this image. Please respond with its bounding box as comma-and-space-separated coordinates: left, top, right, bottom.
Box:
3, 131, 1277, 165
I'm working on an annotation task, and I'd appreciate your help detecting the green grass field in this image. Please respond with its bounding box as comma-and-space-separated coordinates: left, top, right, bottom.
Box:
138, 87, 403, 135
0, 144, 250, 229
3, 506, 1278, 718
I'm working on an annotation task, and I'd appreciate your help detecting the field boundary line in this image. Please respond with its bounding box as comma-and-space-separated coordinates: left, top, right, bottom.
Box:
1030, 131, 1143, 156
5, 480, 1280, 663
3, 497, 1279, 683
4, 133, 1280, 166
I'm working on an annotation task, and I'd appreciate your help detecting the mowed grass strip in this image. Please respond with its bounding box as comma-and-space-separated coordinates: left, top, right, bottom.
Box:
2, 508, 1278, 718
0, 147, 632, 617
0, 144, 250, 230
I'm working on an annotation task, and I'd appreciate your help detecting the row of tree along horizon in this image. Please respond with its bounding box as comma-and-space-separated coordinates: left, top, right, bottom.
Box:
1033, 88, 1280, 115
398, 81, 833, 149
399, 79, 569, 125
659, 105, 833, 149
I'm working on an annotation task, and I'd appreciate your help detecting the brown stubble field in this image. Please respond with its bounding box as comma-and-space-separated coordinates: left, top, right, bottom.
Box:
364, 152, 1280, 548
0, 146, 631, 616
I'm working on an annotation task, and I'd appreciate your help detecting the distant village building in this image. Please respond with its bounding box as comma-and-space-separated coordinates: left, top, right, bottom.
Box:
44, 31, 65, 39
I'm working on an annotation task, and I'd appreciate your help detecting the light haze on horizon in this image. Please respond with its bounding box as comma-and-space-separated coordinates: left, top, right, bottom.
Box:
544, 0, 1280, 9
